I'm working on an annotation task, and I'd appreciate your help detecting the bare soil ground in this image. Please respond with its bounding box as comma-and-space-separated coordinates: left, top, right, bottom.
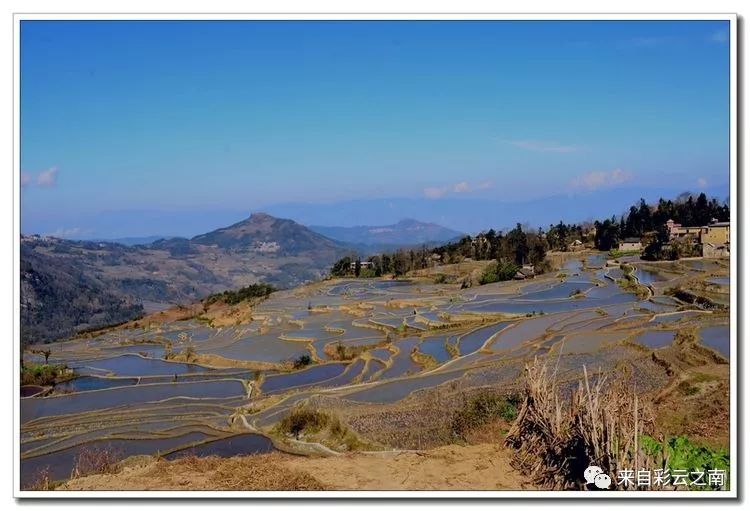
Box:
59, 443, 530, 491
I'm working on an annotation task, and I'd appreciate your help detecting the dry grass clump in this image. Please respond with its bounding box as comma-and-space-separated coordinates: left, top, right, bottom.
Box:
324, 339, 386, 361
158, 454, 326, 490
23, 466, 52, 491
69, 445, 123, 479
505, 358, 655, 489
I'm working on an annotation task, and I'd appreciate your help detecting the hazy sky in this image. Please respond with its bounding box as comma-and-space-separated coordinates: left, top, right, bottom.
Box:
20, 20, 730, 237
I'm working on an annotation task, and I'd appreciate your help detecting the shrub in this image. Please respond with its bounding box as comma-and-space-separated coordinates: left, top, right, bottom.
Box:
278, 408, 329, 438
293, 354, 312, 369
277, 407, 367, 451
359, 267, 377, 278
451, 391, 520, 439
205, 283, 276, 305
20, 363, 70, 386
677, 380, 699, 396
479, 261, 520, 285
640, 435, 730, 490
70, 445, 123, 479
23, 466, 52, 490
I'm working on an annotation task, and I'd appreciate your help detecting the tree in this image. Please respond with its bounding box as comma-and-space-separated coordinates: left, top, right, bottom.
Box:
393, 251, 409, 276
594, 218, 620, 251
330, 256, 353, 277
505, 224, 529, 265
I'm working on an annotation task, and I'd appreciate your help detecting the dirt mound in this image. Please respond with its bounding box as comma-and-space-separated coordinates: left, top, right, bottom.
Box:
59, 452, 326, 491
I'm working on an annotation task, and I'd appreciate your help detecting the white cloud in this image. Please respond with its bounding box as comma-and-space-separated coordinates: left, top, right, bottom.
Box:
46, 226, 87, 239
697, 177, 708, 188
505, 139, 579, 153
452, 181, 470, 193
21, 172, 32, 187
570, 169, 633, 191
423, 186, 448, 199
36, 166, 59, 187
423, 180, 494, 199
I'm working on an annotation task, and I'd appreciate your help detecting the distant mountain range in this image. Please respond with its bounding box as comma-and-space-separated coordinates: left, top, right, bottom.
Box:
90, 235, 167, 246
20, 185, 730, 343
310, 219, 463, 249
21, 186, 729, 241
263, 186, 730, 234
20, 213, 350, 344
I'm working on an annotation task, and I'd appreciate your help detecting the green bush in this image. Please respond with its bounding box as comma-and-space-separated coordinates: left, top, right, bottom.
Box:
278, 408, 330, 438
205, 283, 276, 305
451, 392, 521, 439
640, 435, 730, 490
359, 267, 377, 278
20, 363, 70, 386
479, 261, 520, 285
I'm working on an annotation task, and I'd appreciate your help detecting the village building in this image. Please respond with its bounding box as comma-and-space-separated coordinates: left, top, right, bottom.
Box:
618, 238, 643, 251
514, 264, 536, 280
349, 260, 375, 270
701, 221, 730, 258
663, 219, 730, 258
666, 219, 703, 241
568, 239, 585, 252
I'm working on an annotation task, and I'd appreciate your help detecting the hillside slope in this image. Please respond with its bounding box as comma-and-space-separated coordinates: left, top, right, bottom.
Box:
20, 213, 349, 344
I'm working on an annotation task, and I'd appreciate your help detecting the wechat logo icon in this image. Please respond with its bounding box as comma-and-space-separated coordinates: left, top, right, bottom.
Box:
584, 465, 612, 490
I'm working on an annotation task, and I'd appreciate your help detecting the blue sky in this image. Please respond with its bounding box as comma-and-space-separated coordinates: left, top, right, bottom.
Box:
20, 20, 730, 237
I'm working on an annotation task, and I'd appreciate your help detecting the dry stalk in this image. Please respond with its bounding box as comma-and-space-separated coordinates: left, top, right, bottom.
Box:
505, 357, 656, 489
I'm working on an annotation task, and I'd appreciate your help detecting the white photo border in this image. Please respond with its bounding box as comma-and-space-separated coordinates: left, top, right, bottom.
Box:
12, 11, 738, 499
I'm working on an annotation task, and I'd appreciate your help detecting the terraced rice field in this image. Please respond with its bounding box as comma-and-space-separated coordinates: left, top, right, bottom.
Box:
20, 255, 730, 488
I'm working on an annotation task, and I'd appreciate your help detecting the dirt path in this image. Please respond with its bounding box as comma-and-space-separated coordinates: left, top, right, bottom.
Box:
292, 443, 530, 490
59, 443, 531, 491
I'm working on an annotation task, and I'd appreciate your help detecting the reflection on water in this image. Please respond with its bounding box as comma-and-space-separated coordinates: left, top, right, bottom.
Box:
261, 363, 347, 394
21, 432, 210, 485
632, 330, 675, 349
700, 325, 730, 358
22, 379, 246, 423
164, 434, 274, 460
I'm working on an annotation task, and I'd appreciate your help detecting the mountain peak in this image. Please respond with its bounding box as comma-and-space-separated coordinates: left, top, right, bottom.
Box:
246, 212, 275, 222
395, 218, 422, 226
190, 212, 341, 254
